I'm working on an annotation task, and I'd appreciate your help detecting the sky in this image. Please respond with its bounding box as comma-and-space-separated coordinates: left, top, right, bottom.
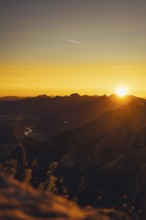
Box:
0, 0, 146, 97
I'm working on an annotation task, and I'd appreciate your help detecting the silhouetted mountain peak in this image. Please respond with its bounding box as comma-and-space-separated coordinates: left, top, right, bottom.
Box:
36, 94, 50, 99
69, 93, 80, 98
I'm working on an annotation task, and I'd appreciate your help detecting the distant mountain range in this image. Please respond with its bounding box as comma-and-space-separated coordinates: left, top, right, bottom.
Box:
0, 96, 22, 101
0, 94, 144, 134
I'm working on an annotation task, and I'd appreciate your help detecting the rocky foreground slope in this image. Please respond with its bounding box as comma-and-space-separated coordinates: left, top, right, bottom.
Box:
0, 173, 132, 220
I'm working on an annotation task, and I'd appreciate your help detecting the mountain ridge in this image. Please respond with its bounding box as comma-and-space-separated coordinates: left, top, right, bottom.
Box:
1, 95, 146, 219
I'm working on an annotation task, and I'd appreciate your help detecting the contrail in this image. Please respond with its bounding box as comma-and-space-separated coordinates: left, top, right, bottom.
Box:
112, 65, 136, 69
65, 38, 82, 45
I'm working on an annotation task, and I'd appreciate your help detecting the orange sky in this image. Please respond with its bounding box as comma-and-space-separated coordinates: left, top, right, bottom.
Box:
0, 62, 146, 97
0, 1, 146, 97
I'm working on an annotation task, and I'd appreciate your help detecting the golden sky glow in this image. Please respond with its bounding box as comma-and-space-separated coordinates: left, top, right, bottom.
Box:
1, 62, 146, 97
0, 1, 146, 97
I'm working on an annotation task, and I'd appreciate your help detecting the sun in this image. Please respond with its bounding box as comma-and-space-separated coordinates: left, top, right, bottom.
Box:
115, 86, 129, 97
